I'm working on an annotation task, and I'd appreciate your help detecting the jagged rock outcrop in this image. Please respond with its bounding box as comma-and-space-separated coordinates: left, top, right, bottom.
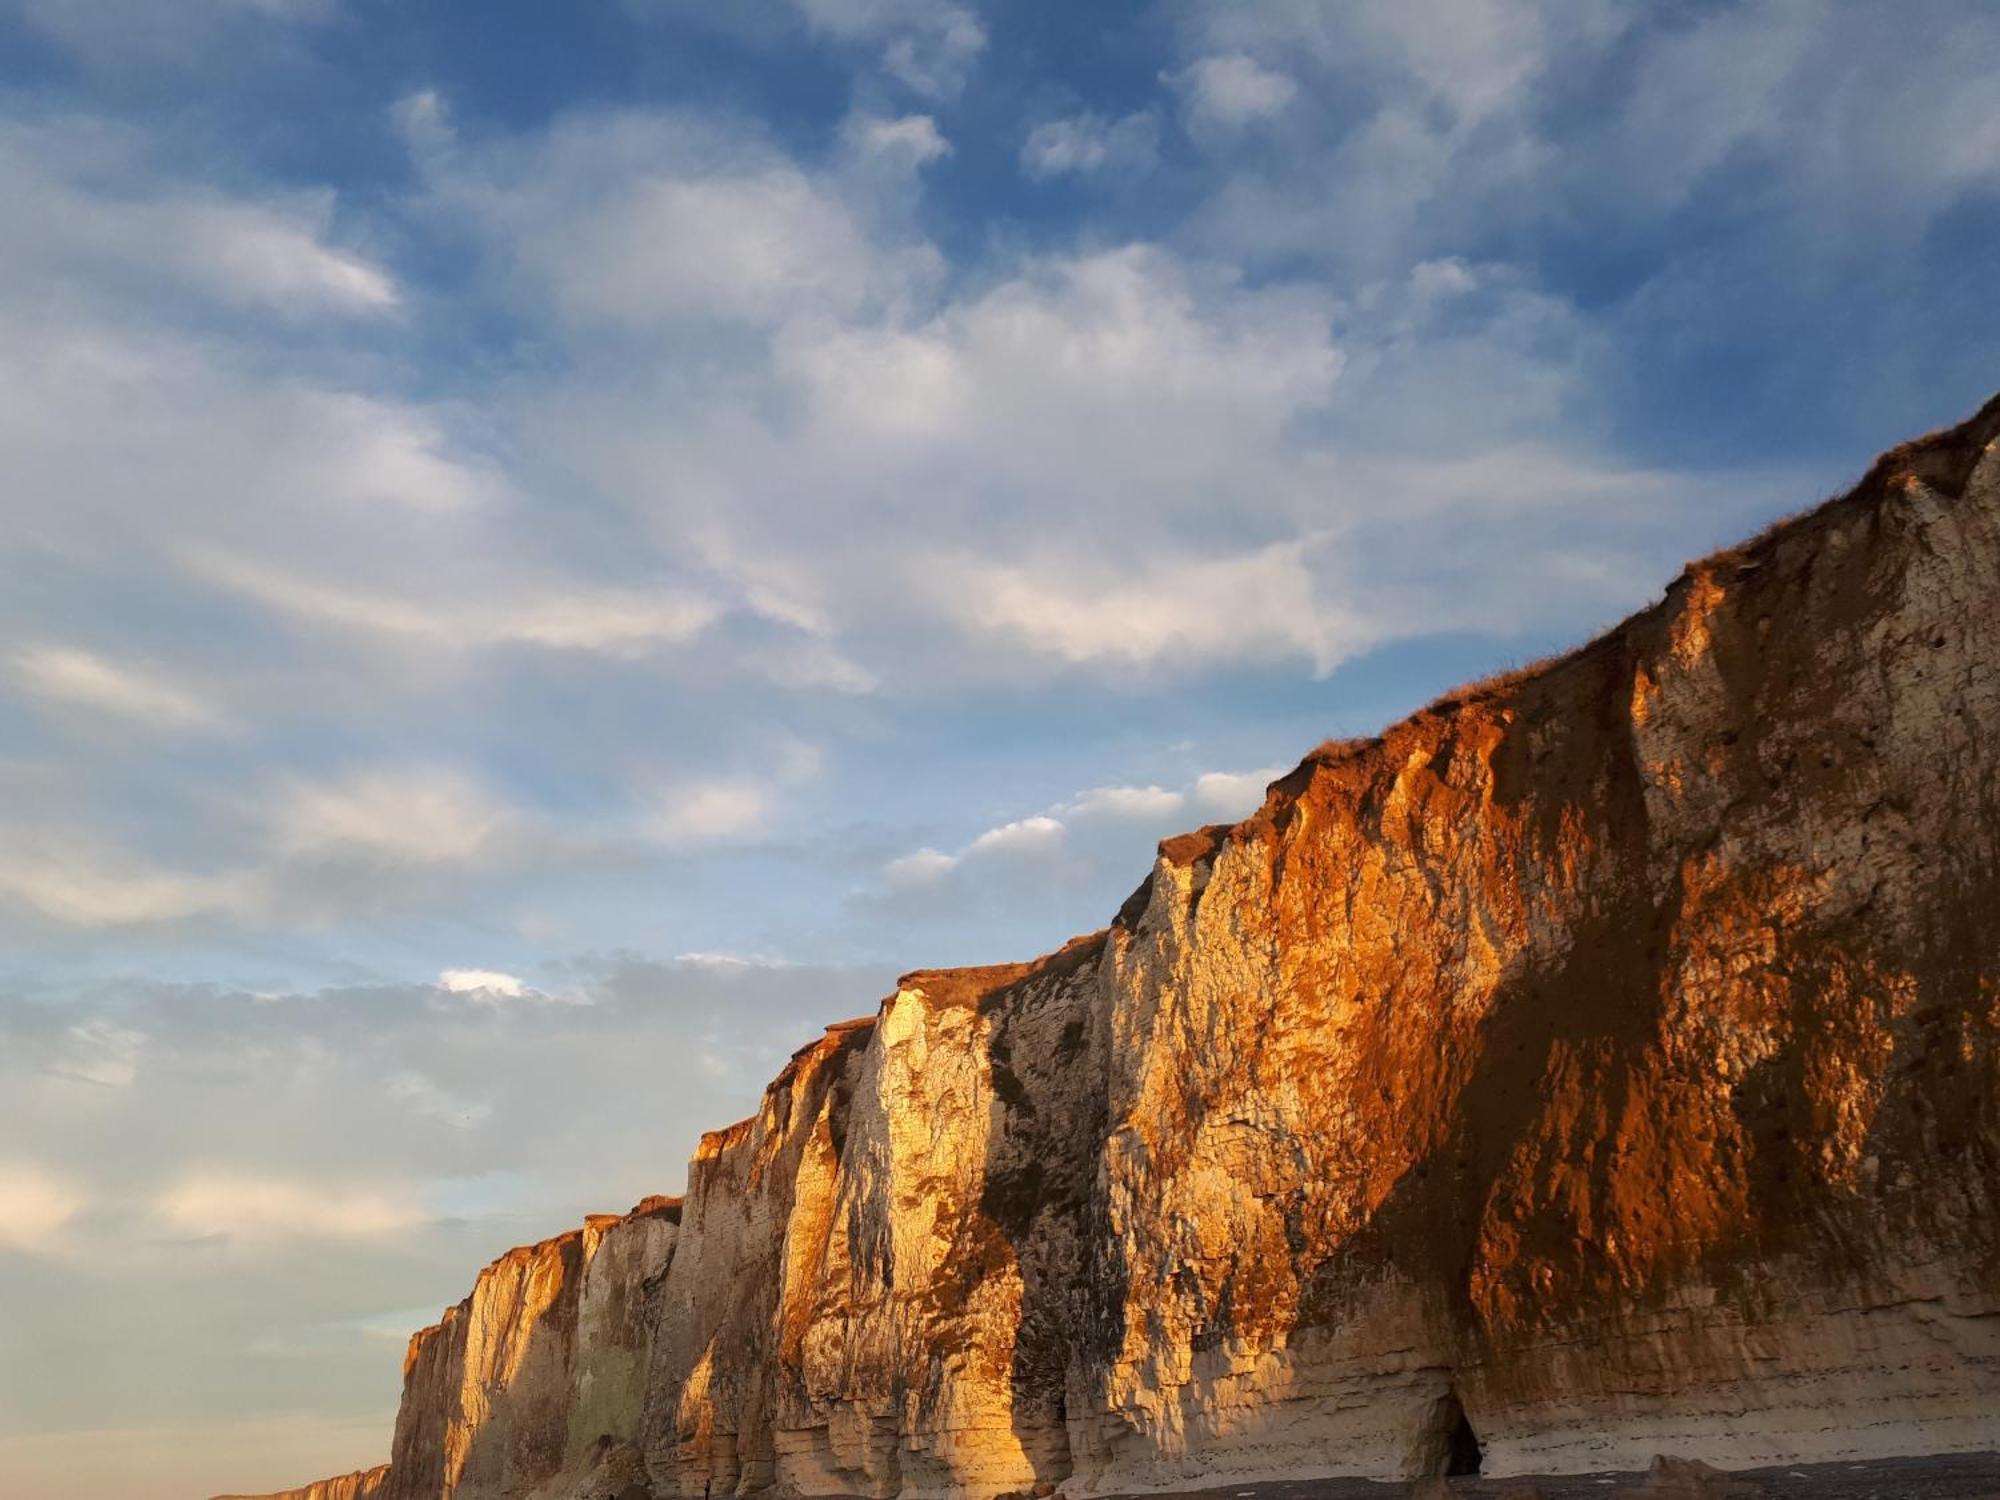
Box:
223, 395, 2000, 1500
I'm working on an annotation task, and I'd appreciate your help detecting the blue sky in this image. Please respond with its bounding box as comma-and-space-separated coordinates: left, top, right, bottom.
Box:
1, 2, 1997, 1496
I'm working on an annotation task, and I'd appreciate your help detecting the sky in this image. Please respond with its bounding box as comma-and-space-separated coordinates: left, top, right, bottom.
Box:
0, 1, 1996, 1496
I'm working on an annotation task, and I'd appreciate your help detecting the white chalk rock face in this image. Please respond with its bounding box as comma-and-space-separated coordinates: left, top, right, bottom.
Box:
214, 1467, 389, 1500
223, 396, 2000, 1500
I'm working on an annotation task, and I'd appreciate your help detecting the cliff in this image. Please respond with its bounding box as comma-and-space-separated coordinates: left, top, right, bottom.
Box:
363, 1195, 680, 1500
223, 394, 2000, 1498
214, 1469, 388, 1500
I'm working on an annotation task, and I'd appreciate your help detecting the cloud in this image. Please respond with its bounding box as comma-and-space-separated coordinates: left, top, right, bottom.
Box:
1060, 785, 1186, 822
1191, 767, 1286, 820
645, 779, 771, 843
166, 197, 397, 315
941, 540, 1365, 675
965, 814, 1063, 858
14, 645, 225, 732
1171, 53, 1299, 129
883, 847, 957, 888
846, 113, 952, 167
1020, 112, 1159, 178
0, 844, 257, 927
0, 1163, 84, 1252
155, 1173, 424, 1242
391, 88, 455, 156
50, 1019, 147, 1089
791, 0, 987, 98
4, 0, 339, 71
561, 171, 879, 326
384, 1070, 492, 1128
435, 968, 528, 999
0, 128, 393, 319
271, 770, 512, 865
884, 814, 1062, 888
453, 113, 940, 332
188, 549, 719, 656
882, 767, 1285, 892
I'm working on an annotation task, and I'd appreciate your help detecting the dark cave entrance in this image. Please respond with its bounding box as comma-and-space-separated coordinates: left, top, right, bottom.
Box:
1426, 1390, 1483, 1478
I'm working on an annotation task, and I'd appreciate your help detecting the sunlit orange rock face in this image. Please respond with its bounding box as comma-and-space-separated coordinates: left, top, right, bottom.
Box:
226, 395, 2000, 1499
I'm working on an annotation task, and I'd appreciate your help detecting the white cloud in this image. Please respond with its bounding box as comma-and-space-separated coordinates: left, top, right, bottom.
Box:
1021, 112, 1159, 178
847, 113, 952, 167
792, 0, 987, 98
271, 769, 510, 865
0, 845, 257, 927
882, 814, 1063, 887
883, 847, 958, 888
879, 764, 1295, 898
1173, 53, 1299, 129
580, 171, 871, 323
188, 548, 719, 656
14, 645, 224, 732
156, 1173, 423, 1242
1191, 766, 1286, 820
436, 968, 527, 998
965, 814, 1064, 857
1061, 785, 1186, 822
171, 198, 398, 315
646, 779, 770, 843
760, 247, 1345, 556
0, 129, 393, 319
943, 541, 1365, 675
0, 1163, 84, 1252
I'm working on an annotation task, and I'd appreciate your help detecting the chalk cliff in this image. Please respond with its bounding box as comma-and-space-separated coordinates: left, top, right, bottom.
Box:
214, 1469, 388, 1500
372, 1196, 680, 1500
221, 394, 2000, 1499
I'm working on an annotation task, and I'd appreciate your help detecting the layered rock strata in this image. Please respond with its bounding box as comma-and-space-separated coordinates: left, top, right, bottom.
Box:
223, 395, 2000, 1500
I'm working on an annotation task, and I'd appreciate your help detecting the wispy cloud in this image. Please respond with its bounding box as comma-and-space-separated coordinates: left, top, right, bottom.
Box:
14, 645, 225, 732
0, 844, 258, 927
1171, 53, 1298, 130
883, 765, 1284, 890
187, 549, 719, 656
790, 0, 987, 98
155, 1173, 424, 1243
1021, 112, 1158, 178
0, 1162, 84, 1252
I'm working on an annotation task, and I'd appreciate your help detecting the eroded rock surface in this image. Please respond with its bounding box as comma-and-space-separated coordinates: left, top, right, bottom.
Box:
221, 397, 2000, 1500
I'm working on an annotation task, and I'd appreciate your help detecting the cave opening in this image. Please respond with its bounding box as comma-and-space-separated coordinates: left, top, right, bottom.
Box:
1446, 1405, 1482, 1477
1426, 1390, 1483, 1478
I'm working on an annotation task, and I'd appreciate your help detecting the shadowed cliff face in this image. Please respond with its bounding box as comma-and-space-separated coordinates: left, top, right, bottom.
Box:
222, 395, 2000, 1500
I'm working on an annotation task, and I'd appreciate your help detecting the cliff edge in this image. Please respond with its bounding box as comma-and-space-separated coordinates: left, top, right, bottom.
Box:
222, 393, 2000, 1499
